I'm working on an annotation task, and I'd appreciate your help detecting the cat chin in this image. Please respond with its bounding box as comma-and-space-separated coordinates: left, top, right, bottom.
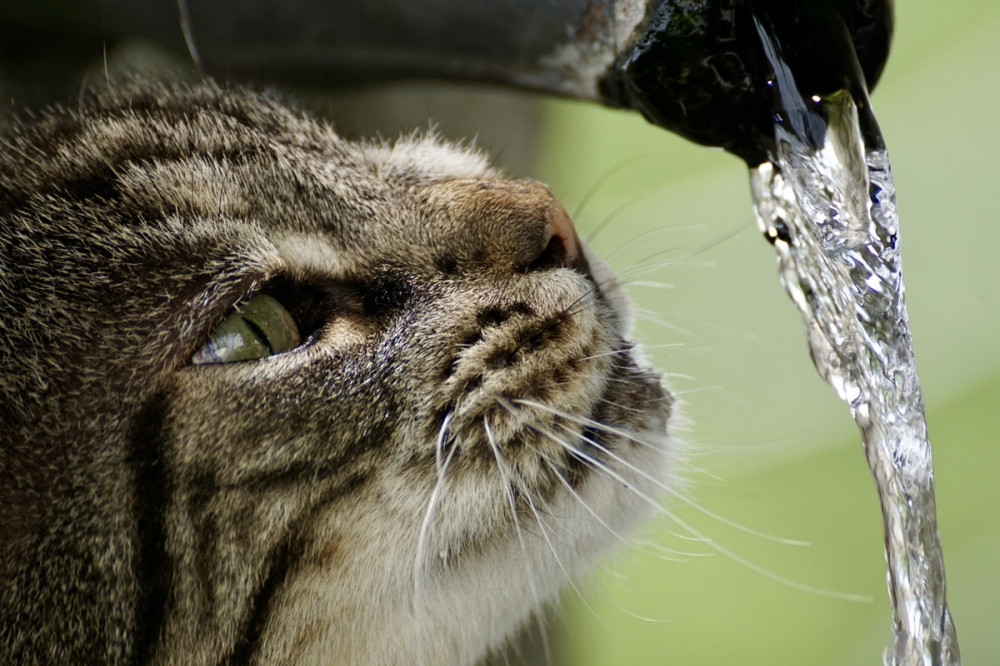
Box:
255, 421, 672, 666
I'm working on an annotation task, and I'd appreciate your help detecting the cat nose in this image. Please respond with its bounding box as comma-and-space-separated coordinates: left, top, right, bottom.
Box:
530, 198, 582, 272
422, 178, 586, 274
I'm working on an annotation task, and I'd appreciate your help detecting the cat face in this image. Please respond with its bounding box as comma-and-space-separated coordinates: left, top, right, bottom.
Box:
0, 82, 673, 665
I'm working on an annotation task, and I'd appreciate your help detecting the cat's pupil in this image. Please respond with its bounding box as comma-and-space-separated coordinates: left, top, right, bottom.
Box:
192, 293, 301, 365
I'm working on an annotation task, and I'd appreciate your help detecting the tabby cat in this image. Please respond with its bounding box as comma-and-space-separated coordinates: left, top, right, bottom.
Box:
0, 81, 674, 665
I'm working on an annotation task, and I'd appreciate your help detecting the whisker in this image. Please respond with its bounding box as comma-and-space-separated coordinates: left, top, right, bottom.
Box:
586, 198, 646, 248
515, 398, 808, 547
539, 455, 631, 547
632, 310, 694, 338
625, 280, 676, 290
558, 285, 602, 320
483, 419, 553, 664
595, 397, 645, 415
573, 155, 644, 227
578, 348, 632, 363
585, 188, 704, 249
636, 307, 760, 342
616, 257, 713, 280
514, 398, 669, 457
517, 462, 611, 631
667, 385, 723, 398
604, 230, 684, 266
495, 399, 701, 547
538, 428, 869, 602
175, 0, 204, 70
102, 41, 110, 89
433, 412, 456, 476
499, 404, 724, 624
576, 424, 810, 547
632, 539, 718, 563
413, 412, 456, 604
501, 287, 604, 366
630, 343, 687, 352
511, 428, 675, 625
631, 222, 748, 270
485, 406, 621, 634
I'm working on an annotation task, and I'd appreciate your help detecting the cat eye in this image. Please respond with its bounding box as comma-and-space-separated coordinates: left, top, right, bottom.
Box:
192, 293, 302, 364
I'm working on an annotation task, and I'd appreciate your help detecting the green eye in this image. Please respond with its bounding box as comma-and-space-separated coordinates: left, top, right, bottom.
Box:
192, 293, 302, 365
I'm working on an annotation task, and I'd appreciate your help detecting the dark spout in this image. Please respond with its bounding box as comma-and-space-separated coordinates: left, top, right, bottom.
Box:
599, 0, 894, 165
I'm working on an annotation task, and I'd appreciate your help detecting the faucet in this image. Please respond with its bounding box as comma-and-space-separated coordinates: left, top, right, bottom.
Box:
4, 0, 891, 163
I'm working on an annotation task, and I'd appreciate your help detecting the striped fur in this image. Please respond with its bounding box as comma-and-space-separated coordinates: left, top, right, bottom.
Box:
0, 81, 673, 665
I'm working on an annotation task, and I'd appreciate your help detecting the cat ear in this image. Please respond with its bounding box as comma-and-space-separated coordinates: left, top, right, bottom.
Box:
192, 293, 301, 364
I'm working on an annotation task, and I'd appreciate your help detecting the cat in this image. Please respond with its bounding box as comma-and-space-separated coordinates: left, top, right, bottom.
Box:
0, 80, 674, 665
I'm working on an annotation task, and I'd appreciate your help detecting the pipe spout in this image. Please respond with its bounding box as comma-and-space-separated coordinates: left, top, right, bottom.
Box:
2, 0, 892, 163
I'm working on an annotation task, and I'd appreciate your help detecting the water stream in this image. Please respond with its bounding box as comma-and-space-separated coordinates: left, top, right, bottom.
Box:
747, 21, 961, 666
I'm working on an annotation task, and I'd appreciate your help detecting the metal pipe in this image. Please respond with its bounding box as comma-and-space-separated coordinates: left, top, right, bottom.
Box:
1, 0, 891, 162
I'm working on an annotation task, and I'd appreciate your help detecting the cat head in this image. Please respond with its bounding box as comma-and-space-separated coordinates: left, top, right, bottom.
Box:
0, 81, 673, 664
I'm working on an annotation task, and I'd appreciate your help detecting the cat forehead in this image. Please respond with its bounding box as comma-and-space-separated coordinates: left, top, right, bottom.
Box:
0, 81, 497, 215
0, 81, 504, 273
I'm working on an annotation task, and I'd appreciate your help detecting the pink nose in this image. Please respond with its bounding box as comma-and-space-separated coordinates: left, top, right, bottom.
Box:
532, 199, 582, 272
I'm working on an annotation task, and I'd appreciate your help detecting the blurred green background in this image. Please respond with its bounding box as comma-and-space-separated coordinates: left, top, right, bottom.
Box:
529, 1, 1000, 664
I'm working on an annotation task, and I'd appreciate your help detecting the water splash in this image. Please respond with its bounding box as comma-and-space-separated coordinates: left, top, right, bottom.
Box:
750, 86, 960, 665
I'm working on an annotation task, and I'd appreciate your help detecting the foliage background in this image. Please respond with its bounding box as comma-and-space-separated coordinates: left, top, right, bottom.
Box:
530, 1, 1000, 663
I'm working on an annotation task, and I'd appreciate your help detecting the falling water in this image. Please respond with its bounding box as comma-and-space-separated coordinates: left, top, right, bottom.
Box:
748, 25, 961, 666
